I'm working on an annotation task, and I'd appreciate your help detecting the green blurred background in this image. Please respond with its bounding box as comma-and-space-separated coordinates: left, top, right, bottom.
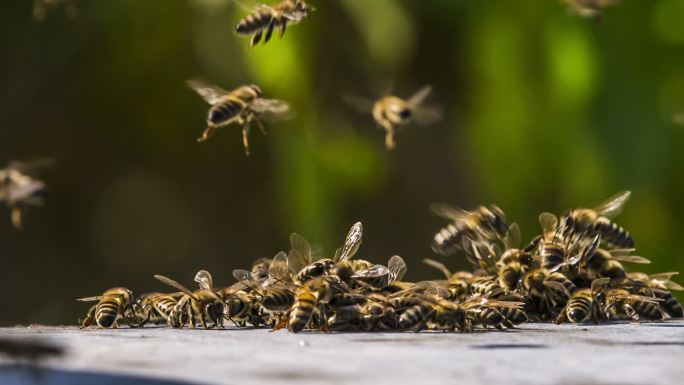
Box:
1, 0, 683, 325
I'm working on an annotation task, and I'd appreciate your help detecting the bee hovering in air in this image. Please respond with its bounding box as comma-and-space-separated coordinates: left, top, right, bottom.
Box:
33, 0, 78, 22
187, 79, 292, 156
234, 0, 315, 47
0, 160, 51, 230
345, 85, 442, 150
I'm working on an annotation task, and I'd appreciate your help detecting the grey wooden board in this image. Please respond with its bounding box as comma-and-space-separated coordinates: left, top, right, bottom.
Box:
1, 321, 683, 385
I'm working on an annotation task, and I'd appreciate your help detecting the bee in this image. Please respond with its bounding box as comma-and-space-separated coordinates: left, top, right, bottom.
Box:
77, 287, 136, 329
602, 287, 665, 322
522, 268, 576, 320
431, 203, 508, 270
561, 0, 619, 20
464, 296, 524, 331
345, 85, 441, 150
154, 273, 225, 329
360, 293, 399, 331
578, 247, 650, 280
627, 272, 683, 318
0, 161, 50, 230
132, 292, 183, 327
33, 0, 78, 22
250, 257, 272, 281
288, 275, 341, 333
329, 222, 366, 285
560, 191, 634, 249
496, 224, 534, 291
187, 79, 291, 156
287, 232, 335, 283
235, 1, 315, 46
327, 305, 365, 331
422, 258, 471, 299
352, 255, 407, 289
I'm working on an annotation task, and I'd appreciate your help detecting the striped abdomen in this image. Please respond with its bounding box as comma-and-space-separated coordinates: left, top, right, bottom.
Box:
153, 296, 177, 320
207, 99, 246, 126
497, 307, 528, 325
630, 298, 664, 320
564, 290, 593, 323
432, 224, 462, 256
95, 298, 122, 328
540, 241, 565, 271
288, 291, 316, 333
651, 288, 683, 318
470, 276, 502, 297
235, 9, 274, 34
262, 288, 295, 312
470, 305, 512, 329
594, 218, 634, 248
398, 304, 430, 330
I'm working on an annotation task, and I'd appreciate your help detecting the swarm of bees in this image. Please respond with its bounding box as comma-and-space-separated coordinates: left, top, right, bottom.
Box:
78, 191, 681, 332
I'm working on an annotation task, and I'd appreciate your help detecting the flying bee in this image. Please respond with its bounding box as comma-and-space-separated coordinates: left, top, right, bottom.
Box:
33, 0, 78, 22
0, 160, 51, 230
235, 0, 315, 46
187, 79, 291, 156
345, 85, 442, 150
154, 273, 225, 329
561, 0, 619, 20
431, 203, 508, 271
77, 287, 136, 329
560, 190, 634, 249
627, 272, 683, 318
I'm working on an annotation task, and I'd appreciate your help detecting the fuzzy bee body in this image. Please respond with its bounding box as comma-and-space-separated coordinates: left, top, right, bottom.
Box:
561, 191, 634, 249
78, 287, 134, 329
289, 289, 317, 332
556, 288, 596, 323
235, 0, 313, 46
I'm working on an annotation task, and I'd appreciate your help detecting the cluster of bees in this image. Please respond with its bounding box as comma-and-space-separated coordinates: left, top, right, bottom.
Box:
78, 191, 682, 332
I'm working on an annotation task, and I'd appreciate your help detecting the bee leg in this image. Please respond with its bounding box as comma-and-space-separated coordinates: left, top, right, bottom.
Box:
11, 207, 23, 230
197, 125, 217, 143
624, 305, 639, 323
80, 305, 96, 329
255, 118, 267, 135
383, 125, 396, 150
251, 31, 263, 46
279, 20, 288, 38
242, 124, 252, 156
264, 20, 276, 44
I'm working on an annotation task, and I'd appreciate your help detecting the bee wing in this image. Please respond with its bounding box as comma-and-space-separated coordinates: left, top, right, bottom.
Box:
186, 79, 228, 105
388, 255, 407, 282
154, 275, 198, 301
480, 298, 526, 309
590, 191, 631, 219
268, 251, 291, 282
76, 296, 102, 302
288, 233, 312, 274
194, 270, 214, 291
591, 277, 612, 292
352, 264, 390, 278
7, 158, 55, 176
649, 272, 679, 281
504, 223, 521, 249
233, 269, 264, 292
412, 106, 443, 127
538, 212, 558, 237
422, 258, 451, 280
406, 85, 432, 109
650, 272, 683, 291
250, 98, 291, 115
544, 280, 571, 297
611, 255, 650, 264
335, 222, 363, 262
342, 94, 375, 114
430, 203, 470, 221
610, 293, 663, 304
6, 179, 45, 202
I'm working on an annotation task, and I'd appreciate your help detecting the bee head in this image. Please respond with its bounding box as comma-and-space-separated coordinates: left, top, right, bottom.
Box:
247, 84, 262, 98
296, 1, 315, 13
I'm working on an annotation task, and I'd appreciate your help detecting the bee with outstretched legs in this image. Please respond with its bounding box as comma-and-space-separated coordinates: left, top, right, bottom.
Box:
187, 79, 291, 156
78, 287, 137, 329
345, 85, 441, 150
235, 0, 315, 47
154, 273, 225, 329
560, 191, 634, 249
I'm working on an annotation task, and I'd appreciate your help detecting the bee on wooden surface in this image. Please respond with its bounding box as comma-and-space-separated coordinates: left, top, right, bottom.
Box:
287, 275, 342, 332
187, 79, 291, 155
361, 293, 399, 331
0, 160, 51, 230
422, 258, 472, 299
154, 273, 225, 329
522, 268, 576, 320
33, 0, 77, 22
352, 255, 407, 289
627, 272, 683, 318
132, 292, 184, 327
327, 305, 365, 331
77, 287, 136, 329
431, 203, 508, 270
345, 85, 442, 150
602, 287, 666, 322
235, 0, 315, 46
560, 191, 634, 249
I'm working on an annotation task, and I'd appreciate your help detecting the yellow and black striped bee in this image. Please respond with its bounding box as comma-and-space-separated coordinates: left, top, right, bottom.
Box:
287, 275, 341, 333
578, 248, 650, 280
33, 0, 78, 22
351, 255, 407, 290
627, 272, 683, 318
602, 287, 665, 322
154, 273, 225, 329
345, 86, 441, 150
78, 287, 136, 329
555, 278, 610, 324
187, 79, 291, 156
132, 292, 184, 327
431, 203, 508, 270
422, 258, 472, 299
560, 191, 634, 249
286, 232, 336, 284
522, 268, 576, 320
235, 0, 315, 46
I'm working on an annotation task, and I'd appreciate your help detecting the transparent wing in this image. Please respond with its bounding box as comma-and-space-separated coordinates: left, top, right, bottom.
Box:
7, 158, 55, 176
351, 264, 389, 278
342, 94, 374, 114
335, 222, 363, 262
233, 269, 264, 292
430, 203, 470, 221
76, 296, 102, 302
186, 79, 228, 105
538, 212, 558, 237
610, 255, 650, 264
591, 191, 631, 219
194, 270, 214, 291
544, 280, 571, 297
423, 258, 451, 279
412, 105, 443, 127
479, 298, 526, 309
268, 251, 290, 282
388, 255, 407, 282
406, 85, 432, 109
288, 233, 312, 274
250, 98, 291, 115
504, 223, 521, 249
154, 275, 197, 300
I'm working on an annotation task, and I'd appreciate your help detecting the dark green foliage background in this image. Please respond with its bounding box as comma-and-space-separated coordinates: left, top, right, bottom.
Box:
1, 0, 683, 324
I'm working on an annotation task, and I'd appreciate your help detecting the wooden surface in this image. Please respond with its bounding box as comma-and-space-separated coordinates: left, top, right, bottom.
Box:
1, 321, 683, 385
